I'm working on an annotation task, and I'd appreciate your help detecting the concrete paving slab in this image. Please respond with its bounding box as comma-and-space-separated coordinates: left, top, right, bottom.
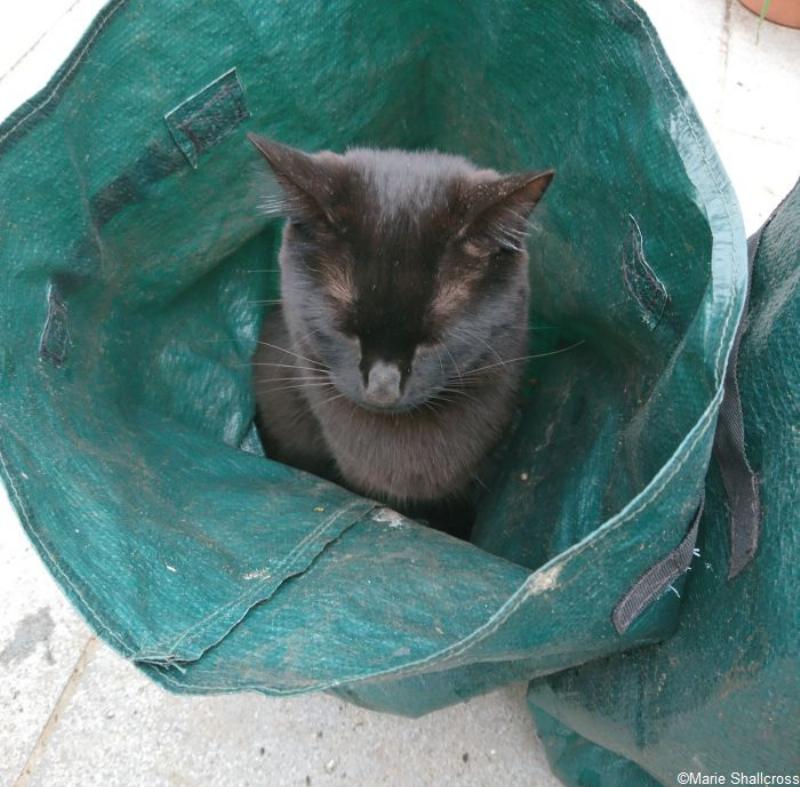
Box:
716, 131, 800, 228
22, 642, 560, 787
718, 0, 800, 229
720, 0, 800, 148
637, 0, 730, 125
0, 486, 93, 786
639, 0, 800, 232
0, 0, 109, 122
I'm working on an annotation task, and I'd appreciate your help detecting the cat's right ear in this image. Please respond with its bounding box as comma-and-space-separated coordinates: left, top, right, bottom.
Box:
248, 134, 343, 227
452, 169, 554, 257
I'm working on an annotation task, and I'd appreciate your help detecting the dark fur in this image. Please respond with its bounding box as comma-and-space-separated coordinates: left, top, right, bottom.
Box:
250, 135, 553, 535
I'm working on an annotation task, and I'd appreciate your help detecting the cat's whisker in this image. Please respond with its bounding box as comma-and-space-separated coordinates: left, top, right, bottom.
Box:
510, 209, 529, 221
493, 224, 528, 241
432, 344, 448, 377
245, 299, 283, 305
430, 387, 471, 405
472, 473, 490, 492
490, 235, 526, 254
257, 381, 334, 394
506, 324, 560, 332
495, 220, 528, 232
295, 326, 321, 347
500, 208, 531, 226
440, 341, 463, 384
249, 361, 329, 373
257, 207, 289, 218
420, 400, 444, 416
315, 391, 346, 407
490, 216, 528, 234
257, 195, 305, 217
462, 340, 585, 378
438, 386, 482, 406
444, 378, 487, 389
255, 375, 331, 383
254, 340, 329, 369
449, 326, 506, 369
256, 380, 332, 389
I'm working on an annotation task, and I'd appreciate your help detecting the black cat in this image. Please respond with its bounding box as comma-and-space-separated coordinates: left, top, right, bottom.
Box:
249, 135, 553, 536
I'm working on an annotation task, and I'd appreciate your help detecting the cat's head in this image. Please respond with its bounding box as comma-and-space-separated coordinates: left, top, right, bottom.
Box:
250, 134, 553, 413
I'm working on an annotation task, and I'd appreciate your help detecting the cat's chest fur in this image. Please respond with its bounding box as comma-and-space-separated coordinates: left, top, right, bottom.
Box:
306, 367, 518, 504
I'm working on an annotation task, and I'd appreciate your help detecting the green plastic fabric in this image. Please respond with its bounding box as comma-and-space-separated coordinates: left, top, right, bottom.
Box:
528, 180, 800, 785
0, 0, 749, 738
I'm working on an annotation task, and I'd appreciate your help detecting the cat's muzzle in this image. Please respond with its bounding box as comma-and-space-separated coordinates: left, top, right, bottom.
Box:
363, 361, 402, 407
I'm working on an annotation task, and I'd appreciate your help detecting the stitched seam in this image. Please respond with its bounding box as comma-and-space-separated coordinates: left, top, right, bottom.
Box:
145, 565, 541, 693
0, 434, 131, 654
536, 0, 742, 559
618, 0, 740, 386
150, 499, 370, 658
173, 81, 239, 135
0, 0, 130, 654
0, 0, 127, 147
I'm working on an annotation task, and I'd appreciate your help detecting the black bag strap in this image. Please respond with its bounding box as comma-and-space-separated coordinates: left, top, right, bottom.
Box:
612, 496, 704, 634
610, 190, 798, 634
712, 227, 763, 579
710, 184, 798, 580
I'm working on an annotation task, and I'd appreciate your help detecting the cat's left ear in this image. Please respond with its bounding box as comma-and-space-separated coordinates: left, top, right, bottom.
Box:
248, 133, 344, 227
459, 169, 554, 253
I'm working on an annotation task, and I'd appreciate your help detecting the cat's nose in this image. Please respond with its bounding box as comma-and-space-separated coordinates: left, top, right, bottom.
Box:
364, 361, 402, 406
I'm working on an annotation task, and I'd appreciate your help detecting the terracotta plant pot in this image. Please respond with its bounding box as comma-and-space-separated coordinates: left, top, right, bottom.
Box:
739, 0, 800, 28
